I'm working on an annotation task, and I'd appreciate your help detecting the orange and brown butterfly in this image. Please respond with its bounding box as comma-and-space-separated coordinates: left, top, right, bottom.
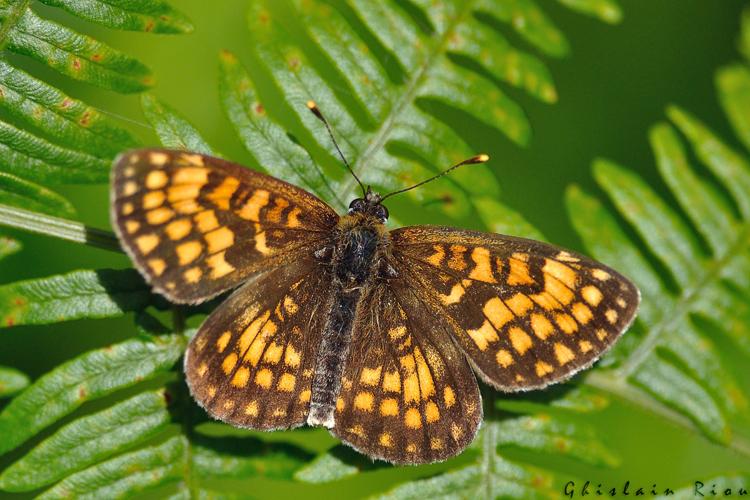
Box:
110, 103, 639, 465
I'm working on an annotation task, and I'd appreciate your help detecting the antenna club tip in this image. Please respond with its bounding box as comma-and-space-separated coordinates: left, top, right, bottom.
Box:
476, 153, 490, 163
306, 100, 317, 109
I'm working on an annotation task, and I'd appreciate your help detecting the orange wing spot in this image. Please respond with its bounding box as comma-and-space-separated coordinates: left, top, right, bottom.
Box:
245, 319, 277, 367
254, 225, 271, 255
285, 344, 301, 368
122, 181, 138, 196
260, 343, 282, 365
286, 207, 302, 228
277, 373, 296, 392
515, 374, 525, 382
592, 269, 611, 281
530, 291, 563, 311
380, 398, 399, 416
404, 407, 422, 429
136, 234, 159, 255
207, 177, 240, 210
508, 327, 533, 355
505, 293, 534, 317
148, 152, 169, 166
443, 386, 456, 408
299, 389, 311, 403
267, 197, 289, 223
425, 401, 440, 423
430, 438, 443, 450
545, 275, 575, 305
467, 320, 500, 351
556, 251, 580, 262
255, 368, 273, 389
348, 425, 365, 438
406, 443, 417, 453
555, 313, 578, 334
605, 309, 618, 324
579, 340, 593, 353
468, 247, 496, 283
244, 399, 258, 415
354, 391, 374, 411
402, 373, 419, 404
440, 282, 466, 305
167, 184, 201, 203
121, 202, 134, 216
388, 325, 407, 340
237, 189, 270, 221
426, 245, 445, 266
184, 267, 203, 284
173, 167, 208, 185
379, 432, 393, 447
216, 331, 231, 353
382, 370, 401, 392
178, 153, 205, 166
543, 259, 578, 289
530, 313, 554, 340
146, 207, 174, 225
165, 219, 191, 240
239, 310, 269, 356
496, 348, 514, 367
451, 423, 464, 442
124, 220, 140, 234
448, 245, 468, 271
207, 386, 216, 398
206, 251, 235, 278
596, 329, 608, 341
222, 352, 238, 375
205, 226, 235, 254
142, 190, 165, 210
535, 361, 554, 377
616, 297, 627, 308
145, 170, 168, 189
271, 408, 286, 418
507, 256, 535, 285
414, 348, 435, 399
194, 210, 220, 233
123, 166, 136, 177
581, 285, 603, 307
176, 240, 203, 265
571, 302, 593, 325
283, 296, 299, 315
484, 297, 513, 330
336, 397, 345, 412
147, 258, 166, 276
360, 366, 382, 386
554, 343, 575, 365
197, 362, 208, 377
173, 199, 202, 215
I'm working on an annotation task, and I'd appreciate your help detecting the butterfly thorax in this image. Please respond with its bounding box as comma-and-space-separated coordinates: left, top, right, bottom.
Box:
307, 206, 391, 428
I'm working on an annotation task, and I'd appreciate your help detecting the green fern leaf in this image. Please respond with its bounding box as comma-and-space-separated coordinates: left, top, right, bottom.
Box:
0, 171, 75, 216
141, 94, 216, 155
0, 365, 28, 398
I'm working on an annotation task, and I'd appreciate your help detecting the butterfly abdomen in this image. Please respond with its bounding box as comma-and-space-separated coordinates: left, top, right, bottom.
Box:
308, 217, 387, 428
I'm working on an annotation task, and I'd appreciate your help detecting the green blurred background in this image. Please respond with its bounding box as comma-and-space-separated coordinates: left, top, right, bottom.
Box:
1, 0, 748, 497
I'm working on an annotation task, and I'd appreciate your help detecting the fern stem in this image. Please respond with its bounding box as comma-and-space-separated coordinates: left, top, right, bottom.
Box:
616, 224, 750, 378
340, 0, 478, 200
0, 204, 122, 252
585, 372, 750, 458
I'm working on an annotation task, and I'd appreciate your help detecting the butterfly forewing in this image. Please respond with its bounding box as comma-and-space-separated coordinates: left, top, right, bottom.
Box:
111, 149, 338, 303
332, 279, 482, 464
184, 255, 331, 429
391, 226, 640, 390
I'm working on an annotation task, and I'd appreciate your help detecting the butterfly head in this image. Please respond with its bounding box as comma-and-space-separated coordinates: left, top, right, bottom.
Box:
348, 187, 389, 223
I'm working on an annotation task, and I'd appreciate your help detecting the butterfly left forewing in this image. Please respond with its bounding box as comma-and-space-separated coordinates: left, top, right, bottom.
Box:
185, 254, 331, 429
331, 279, 482, 464
391, 226, 640, 391
111, 148, 338, 303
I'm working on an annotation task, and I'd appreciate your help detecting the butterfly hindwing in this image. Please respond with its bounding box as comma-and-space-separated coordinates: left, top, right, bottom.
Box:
184, 254, 331, 430
391, 226, 640, 391
111, 149, 338, 303
332, 278, 482, 464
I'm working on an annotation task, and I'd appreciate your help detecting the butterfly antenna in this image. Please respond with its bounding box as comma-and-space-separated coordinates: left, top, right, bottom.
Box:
307, 101, 366, 197
380, 154, 490, 202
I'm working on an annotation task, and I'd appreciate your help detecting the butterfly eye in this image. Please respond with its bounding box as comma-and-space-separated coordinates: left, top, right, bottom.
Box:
376, 204, 389, 222
348, 198, 366, 213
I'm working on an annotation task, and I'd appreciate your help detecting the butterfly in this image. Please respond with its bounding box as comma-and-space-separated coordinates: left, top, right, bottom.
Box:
110, 103, 639, 465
